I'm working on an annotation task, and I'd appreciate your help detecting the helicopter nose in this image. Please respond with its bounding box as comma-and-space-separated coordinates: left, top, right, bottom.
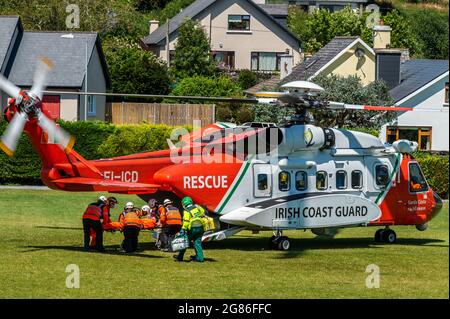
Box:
431, 192, 444, 219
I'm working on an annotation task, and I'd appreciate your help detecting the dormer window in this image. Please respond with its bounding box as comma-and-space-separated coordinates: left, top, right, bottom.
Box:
228, 15, 250, 31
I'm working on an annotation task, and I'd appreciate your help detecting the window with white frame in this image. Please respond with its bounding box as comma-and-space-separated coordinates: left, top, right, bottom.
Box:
87, 96, 96, 116
251, 52, 285, 71
228, 15, 250, 31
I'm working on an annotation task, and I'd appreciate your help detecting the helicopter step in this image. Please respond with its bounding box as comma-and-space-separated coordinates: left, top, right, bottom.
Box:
374, 227, 397, 244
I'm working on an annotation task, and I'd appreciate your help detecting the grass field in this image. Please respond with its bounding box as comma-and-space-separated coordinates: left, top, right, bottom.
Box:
0, 189, 448, 298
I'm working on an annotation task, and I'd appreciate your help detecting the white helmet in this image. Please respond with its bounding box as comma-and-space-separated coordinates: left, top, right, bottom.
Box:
125, 202, 134, 209
163, 199, 172, 206
98, 196, 107, 203
141, 205, 150, 212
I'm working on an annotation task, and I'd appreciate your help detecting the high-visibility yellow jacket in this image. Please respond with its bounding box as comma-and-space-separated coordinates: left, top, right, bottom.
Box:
182, 205, 206, 231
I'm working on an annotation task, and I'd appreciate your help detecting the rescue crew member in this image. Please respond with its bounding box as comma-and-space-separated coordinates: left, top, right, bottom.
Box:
140, 205, 156, 230
174, 197, 206, 262
148, 199, 160, 222
90, 196, 119, 247
119, 202, 142, 253
82, 196, 107, 252
158, 199, 182, 251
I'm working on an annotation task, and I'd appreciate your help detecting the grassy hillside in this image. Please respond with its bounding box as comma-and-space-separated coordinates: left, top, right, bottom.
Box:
0, 189, 448, 298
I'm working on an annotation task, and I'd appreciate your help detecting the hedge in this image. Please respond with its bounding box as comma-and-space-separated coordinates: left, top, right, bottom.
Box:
414, 152, 449, 198
0, 121, 188, 185
0, 121, 448, 198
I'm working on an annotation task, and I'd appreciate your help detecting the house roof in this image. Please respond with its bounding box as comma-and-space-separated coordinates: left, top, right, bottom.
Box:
245, 74, 280, 95
281, 36, 361, 84
259, 4, 289, 17
295, 0, 368, 3
143, 0, 299, 46
8, 31, 110, 89
0, 16, 21, 72
390, 59, 449, 103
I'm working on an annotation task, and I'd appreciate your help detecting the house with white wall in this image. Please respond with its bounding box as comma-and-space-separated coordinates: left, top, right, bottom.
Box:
0, 16, 110, 121
142, 0, 302, 72
379, 60, 449, 152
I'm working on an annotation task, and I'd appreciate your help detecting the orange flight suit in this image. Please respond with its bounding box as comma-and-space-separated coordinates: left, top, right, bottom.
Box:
120, 210, 142, 253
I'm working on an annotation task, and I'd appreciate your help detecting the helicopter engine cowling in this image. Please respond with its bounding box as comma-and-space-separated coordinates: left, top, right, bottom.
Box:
279, 125, 333, 153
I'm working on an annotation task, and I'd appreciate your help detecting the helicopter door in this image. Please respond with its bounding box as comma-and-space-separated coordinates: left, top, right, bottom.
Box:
253, 164, 272, 198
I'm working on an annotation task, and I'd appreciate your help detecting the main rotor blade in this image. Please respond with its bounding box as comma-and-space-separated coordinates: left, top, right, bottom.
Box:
43, 90, 259, 104
0, 112, 28, 156
36, 111, 75, 153
30, 57, 54, 100
0, 74, 21, 100
327, 102, 441, 112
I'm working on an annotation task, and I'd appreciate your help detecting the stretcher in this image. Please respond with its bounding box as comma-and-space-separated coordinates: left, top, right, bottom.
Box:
89, 219, 157, 247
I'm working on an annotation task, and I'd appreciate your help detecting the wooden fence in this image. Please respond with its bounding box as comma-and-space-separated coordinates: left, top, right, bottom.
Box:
108, 102, 215, 126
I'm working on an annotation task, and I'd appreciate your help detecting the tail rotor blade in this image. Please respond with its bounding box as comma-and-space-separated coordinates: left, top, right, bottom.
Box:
36, 111, 74, 153
0, 74, 21, 100
30, 57, 54, 100
0, 112, 28, 156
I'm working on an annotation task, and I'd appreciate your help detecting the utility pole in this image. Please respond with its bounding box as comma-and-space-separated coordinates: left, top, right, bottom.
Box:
166, 18, 170, 67
85, 39, 88, 121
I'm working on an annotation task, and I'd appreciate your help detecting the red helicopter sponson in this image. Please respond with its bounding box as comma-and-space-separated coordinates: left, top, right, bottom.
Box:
0, 58, 444, 250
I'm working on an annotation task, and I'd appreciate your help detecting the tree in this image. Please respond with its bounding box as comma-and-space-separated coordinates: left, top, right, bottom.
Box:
402, 9, 449, 59
383, 10, 421, 57
171, 75, 249, 123
313, 74, 395, 128
288, 7, 366, 53
171, 19, 216, 79
287, 6, 424, 56
134, 0, 170, 12
103, 38, 170, 95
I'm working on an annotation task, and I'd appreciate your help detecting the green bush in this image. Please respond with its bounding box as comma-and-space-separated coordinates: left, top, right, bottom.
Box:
414, 153, 449, 198
171, 75, 243, 99
98, 124, 187, 158
237, 70, 259, 90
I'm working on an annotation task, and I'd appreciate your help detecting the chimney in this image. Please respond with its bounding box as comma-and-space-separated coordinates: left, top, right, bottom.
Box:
372, 22, 392, 49
375, 49, 402, 89
149, 20, 159, 34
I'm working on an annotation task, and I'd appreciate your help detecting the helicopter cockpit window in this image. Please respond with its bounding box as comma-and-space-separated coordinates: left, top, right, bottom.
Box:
409, 162, 428, 193
316, 171, 328, 190
351, 170, 363, 189
257, 174, 268, 191
336, 170, 347, 189
279, 171, 290, 191
375, 165, 390, 187
295, 171, 308, 191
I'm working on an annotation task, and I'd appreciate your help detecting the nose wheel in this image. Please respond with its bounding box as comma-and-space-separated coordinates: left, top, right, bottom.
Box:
269, 231, 291, 251
374, 228, 397, 244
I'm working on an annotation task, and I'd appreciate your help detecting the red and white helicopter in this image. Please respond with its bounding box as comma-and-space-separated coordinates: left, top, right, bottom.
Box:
0, 58, 443, 250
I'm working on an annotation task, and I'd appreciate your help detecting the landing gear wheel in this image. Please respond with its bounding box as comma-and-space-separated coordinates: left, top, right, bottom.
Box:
277, 237, 291, 251
382, 229, 397, 244
374, 229, 384, 243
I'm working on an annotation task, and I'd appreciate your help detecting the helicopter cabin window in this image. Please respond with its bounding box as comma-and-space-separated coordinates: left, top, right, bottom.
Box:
257, 174, 268, 191
279, 171, 290, 191
336, 170, 347, 189
409, 162, 428, 193
375, 165, 390, 187
351, 170, 363, 189
316, 171, 328, 190
295, 171, 308, 191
